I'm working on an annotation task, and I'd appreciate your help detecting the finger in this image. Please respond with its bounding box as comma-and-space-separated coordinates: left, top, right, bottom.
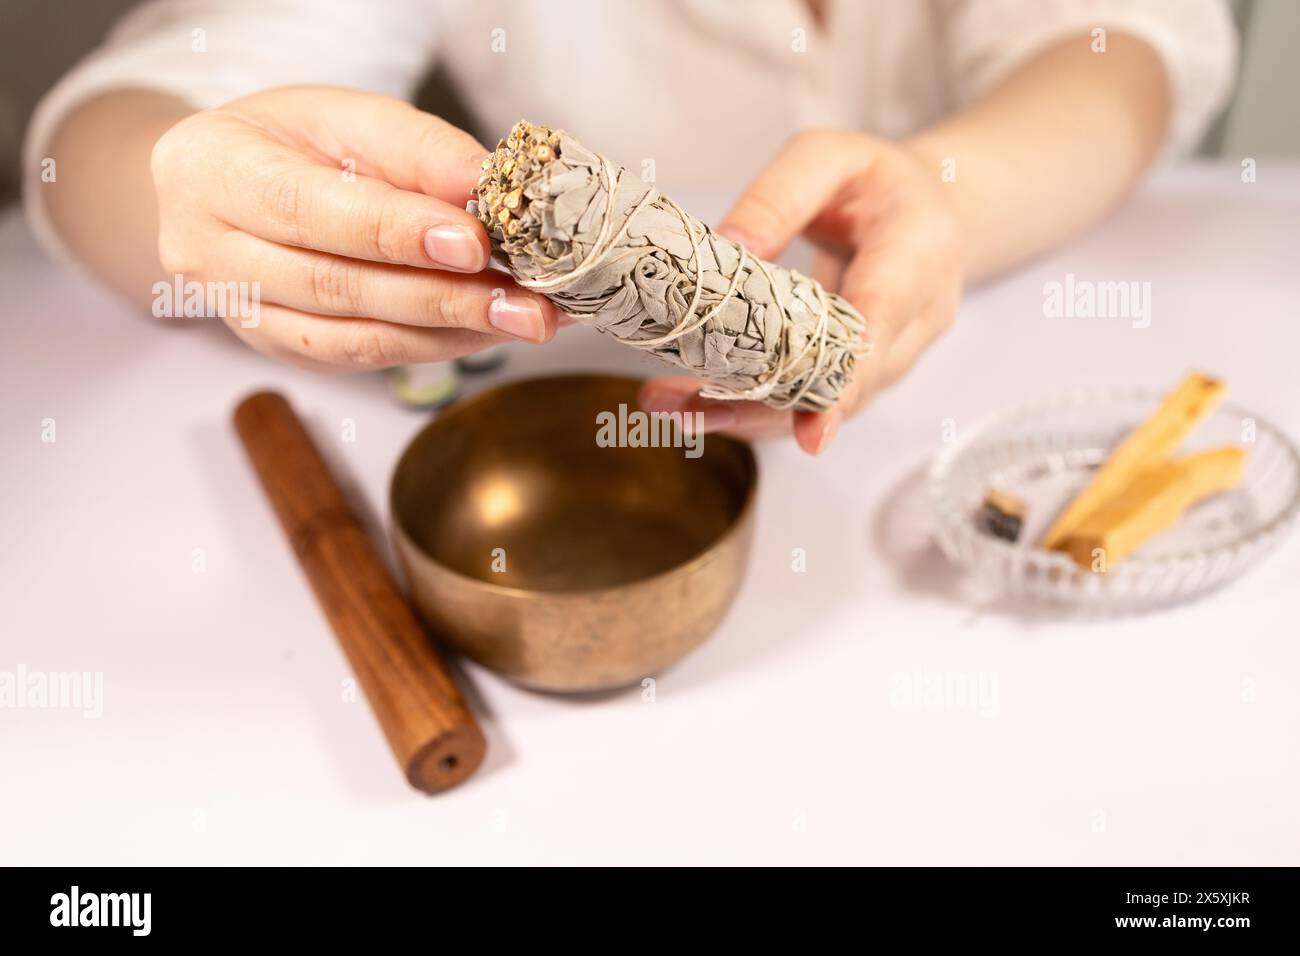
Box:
791, 408, 841, 456
841, 241, 957, 392
790, 250, 899, 457
877, 293, 957, 388
809, 247, 847, 291
230, 303, 509, 370
226, 88, 488, 205
787, 341, 866, 454
719, 411, 800, 444
716, 130, 872, 260
212, 132, 488, 271
638, 377, 793, 439
217, 232, 556, 342
838, 249, 917, 389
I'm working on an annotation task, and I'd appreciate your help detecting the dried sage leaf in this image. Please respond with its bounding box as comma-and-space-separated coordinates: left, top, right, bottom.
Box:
469, 121, 870, 411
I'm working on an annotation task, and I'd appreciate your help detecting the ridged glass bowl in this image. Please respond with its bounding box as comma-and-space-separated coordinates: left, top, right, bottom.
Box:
926, 386, 1300, 610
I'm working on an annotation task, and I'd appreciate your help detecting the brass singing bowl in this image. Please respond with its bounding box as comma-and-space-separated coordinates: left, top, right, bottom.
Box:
390, 374, 758, 692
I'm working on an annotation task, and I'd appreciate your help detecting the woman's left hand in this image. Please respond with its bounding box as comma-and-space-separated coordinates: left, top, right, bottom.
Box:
638, 129, 965, 455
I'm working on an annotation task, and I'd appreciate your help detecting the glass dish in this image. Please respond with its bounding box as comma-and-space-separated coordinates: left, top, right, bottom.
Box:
926, 386, 1300, 610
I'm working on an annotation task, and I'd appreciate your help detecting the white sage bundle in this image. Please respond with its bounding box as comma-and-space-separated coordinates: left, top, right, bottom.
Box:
468, 121, 869, 411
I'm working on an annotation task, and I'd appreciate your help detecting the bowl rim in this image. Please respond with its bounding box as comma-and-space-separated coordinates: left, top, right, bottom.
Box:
926, 383, 1300, 576
389, 372, 760, 599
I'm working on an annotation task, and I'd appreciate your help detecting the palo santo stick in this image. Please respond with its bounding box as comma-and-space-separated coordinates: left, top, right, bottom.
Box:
1062, 446, 1246, 571
1040, 372, 1227, 549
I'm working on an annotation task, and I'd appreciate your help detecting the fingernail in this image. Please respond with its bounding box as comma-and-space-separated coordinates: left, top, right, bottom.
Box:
462, 151, 491, 183
488, 295, 547, 342
425, 225, 486, 272
716, 223, 762, 253
642, 392, 737, 432
692, 404, 737, 430
813, 411, 841, 455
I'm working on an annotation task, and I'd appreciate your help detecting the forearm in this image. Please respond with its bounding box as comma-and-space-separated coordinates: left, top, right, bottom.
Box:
41, 89, 196, 307
906, 32, 1171, 283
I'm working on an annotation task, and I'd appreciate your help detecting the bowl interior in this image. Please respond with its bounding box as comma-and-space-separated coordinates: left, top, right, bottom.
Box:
392, 375, 756, 592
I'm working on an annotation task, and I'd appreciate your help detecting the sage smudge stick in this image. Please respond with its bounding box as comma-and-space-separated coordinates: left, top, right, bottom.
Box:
469, 121, 870, 411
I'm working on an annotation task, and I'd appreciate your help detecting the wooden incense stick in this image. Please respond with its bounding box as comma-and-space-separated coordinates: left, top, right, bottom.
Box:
1062, 446, 1246, 571
233, 391, 486, 794
1040, 372, 1227, 549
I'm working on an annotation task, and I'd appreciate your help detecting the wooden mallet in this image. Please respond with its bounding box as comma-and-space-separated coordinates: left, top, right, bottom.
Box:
233, 391, 486, 794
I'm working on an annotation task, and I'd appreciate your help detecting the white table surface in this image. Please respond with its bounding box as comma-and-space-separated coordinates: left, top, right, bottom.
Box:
2, 162, 1298, 866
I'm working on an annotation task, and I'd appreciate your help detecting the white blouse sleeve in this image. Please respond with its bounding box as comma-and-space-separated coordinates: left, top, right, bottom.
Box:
938, 0, 1238, 157
22, 0, 439, 261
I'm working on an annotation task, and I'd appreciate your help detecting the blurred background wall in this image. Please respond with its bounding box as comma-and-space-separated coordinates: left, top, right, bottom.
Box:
1, 0, 1297, 210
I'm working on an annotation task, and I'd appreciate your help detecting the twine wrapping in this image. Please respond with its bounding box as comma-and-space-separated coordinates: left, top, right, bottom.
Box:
468, 121, 870, 412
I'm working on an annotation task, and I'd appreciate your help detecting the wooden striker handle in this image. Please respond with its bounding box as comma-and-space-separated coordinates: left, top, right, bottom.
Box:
233, 390, 486, 794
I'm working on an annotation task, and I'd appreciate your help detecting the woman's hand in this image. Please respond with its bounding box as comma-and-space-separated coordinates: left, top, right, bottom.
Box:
638, 129, 964, 454
149, 86, 558, 371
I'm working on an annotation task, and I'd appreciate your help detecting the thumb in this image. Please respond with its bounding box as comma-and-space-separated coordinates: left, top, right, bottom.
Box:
344, 100, 487, 205
716, 130, 868, 260
247, 88, 487, 205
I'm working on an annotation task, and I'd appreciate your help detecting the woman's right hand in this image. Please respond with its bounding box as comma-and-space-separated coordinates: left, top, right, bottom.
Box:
149, 85, 558, 371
